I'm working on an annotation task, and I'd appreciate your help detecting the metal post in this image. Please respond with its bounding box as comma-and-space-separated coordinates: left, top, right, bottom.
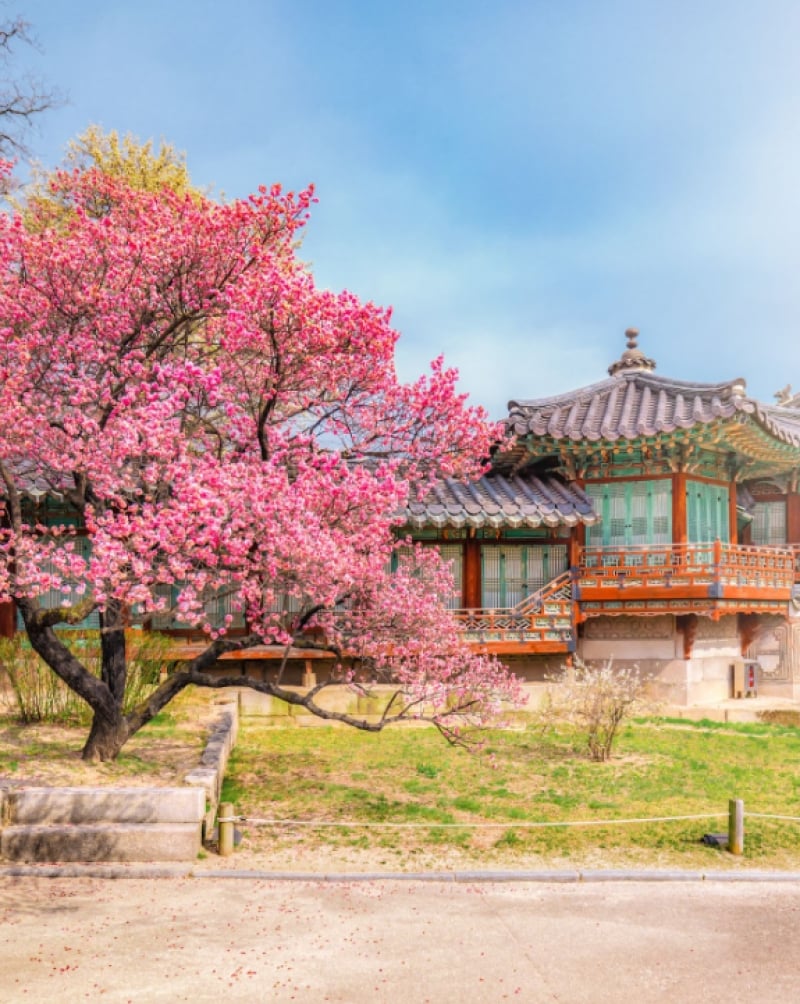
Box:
728, 798, 744, 855
218, 801, 235, 857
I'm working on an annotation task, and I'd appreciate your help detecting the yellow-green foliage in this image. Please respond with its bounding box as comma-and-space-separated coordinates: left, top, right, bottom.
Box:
62, 125, 198, 197
18, 125, 205, 230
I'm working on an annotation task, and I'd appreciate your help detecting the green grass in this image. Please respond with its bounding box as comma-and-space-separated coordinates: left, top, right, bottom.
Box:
221, 717, 800, 869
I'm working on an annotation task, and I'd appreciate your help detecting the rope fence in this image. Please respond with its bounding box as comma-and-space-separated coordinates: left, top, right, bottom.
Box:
215, 801, 800, 857
235, 813, 728, 829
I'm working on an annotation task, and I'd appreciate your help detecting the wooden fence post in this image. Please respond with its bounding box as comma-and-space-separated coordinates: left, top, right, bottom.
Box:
728, 798, 744, 855
218, 801, 235, 857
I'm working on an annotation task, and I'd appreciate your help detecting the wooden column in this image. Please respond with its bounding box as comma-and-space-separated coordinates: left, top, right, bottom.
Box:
672, 472, 687, 545
463, 536, 482, 609
677, 613, 698, 659
571, 476, 587, 568
0, 600, 14, 639
728, 484, 738, 544
738, 613, 759, 657
787, 492, 800, 545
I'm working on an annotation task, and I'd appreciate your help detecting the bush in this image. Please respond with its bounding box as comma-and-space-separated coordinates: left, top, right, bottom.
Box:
541, 658, 647, 762
0, 630, 172, 724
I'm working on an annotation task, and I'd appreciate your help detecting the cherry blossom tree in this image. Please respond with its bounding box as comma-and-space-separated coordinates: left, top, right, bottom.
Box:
0, 163, 522, 760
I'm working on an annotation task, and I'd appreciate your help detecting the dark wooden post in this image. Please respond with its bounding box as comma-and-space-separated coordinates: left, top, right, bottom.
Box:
787, 492, 800, 545
672, 472, 687, 546
463, 536, 481, 609
0, 601, 14, 639
728, 484, 738, 544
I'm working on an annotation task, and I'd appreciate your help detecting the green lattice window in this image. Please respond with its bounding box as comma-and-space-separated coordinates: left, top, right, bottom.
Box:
585, 480, 672, 548
480, 544, 567, 607
686, 480, 729, 542
751, 501, 786, 545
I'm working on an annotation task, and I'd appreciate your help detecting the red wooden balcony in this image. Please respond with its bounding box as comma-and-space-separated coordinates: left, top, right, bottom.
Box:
452, 571, 575, 654
576, 541, 795, 619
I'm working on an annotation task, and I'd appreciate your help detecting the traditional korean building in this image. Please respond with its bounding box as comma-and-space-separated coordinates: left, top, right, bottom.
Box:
4, 329, 800, 704
403, 330, 800, 704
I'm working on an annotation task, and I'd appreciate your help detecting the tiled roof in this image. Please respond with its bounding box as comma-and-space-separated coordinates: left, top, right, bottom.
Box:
508, 370, 751, 442
405, 472, 599, 530
507, 327, 800, 455
751, 402, 800, 449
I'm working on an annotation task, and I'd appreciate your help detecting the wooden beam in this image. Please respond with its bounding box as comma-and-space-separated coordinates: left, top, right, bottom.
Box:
577, 585, 792, 603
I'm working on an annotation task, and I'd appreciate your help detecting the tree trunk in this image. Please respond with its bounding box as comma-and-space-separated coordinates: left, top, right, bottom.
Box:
77, 602, 131, 761
82, 708, 131, 762
100, 601, 127, 702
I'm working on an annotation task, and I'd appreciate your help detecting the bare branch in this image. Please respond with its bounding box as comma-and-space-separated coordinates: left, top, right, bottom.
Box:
0, 15, 63, 158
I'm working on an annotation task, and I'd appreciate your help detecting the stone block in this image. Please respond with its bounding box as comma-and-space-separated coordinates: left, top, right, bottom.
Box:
1, 822, 201, 862
4, 786, 205, 825
238, 690, 291, 716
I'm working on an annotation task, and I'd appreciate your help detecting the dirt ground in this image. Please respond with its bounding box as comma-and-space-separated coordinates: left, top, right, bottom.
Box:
3, 876, 800, 1003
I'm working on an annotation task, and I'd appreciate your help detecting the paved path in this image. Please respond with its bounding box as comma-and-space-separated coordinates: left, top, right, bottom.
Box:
2, 876, 800, 1002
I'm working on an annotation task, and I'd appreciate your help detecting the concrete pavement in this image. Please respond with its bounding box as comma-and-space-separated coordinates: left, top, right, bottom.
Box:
2, 876, 799, 1002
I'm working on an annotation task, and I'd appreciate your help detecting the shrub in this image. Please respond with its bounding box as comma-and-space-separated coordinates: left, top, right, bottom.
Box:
541, 658, 647, 762
0, 630, 172, 724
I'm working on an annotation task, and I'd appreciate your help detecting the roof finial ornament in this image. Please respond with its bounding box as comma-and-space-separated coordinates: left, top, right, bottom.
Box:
608, 327, 657, 377
775, 384, 800, 408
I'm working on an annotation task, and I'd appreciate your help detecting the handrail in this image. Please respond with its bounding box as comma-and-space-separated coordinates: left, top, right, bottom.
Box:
514, 569, 573, 614
452, 570, 575, 646
578, 540, 795, 592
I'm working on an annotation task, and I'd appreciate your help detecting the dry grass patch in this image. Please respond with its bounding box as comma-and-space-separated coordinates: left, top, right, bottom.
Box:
0, 688, 219, 788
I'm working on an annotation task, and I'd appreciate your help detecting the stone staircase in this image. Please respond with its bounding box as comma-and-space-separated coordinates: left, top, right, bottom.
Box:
0, 786, 205, 863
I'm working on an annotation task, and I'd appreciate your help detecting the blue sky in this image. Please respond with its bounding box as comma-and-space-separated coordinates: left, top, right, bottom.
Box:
11, 0, 800, 417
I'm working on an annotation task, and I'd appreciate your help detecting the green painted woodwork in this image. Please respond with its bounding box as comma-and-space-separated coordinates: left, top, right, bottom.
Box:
686, 480, 729, 542
438, 543, 464, 609
480, 544, 567, 607
584, 480, 672, 548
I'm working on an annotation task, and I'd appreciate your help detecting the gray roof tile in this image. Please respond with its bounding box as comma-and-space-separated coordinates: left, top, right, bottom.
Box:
405, 472, 598, 530
509, 371, 756, 442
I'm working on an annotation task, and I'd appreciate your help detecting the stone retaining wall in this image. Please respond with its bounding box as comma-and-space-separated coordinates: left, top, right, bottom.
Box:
0, 699, 239, 864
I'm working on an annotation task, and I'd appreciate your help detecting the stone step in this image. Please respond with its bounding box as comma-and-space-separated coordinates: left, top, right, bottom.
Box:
3, 786, 205, 825
1, 822, 202, 863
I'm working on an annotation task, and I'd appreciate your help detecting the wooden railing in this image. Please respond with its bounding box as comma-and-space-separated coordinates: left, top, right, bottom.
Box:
452, 571, 574, 649
578, 541, 795, 595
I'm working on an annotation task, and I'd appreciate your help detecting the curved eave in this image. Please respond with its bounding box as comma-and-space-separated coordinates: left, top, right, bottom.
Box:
404, 473, 600, 531
508, 371, 752, 443
404, 510, 599, 531
751, 403, 800, 450
723, 414, 800, 469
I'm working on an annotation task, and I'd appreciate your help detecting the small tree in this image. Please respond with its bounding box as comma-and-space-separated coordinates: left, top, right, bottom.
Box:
541, 658, 646, 762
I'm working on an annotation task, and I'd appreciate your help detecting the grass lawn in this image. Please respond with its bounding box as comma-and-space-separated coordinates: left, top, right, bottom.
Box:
221, 717, 800, 871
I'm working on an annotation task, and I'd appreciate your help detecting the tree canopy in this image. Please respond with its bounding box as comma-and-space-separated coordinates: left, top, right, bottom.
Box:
0, 157, 521, 760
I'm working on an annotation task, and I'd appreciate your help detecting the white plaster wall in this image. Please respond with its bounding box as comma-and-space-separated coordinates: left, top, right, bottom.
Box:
579, 637, 678, 661
690, 639, 740, 659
